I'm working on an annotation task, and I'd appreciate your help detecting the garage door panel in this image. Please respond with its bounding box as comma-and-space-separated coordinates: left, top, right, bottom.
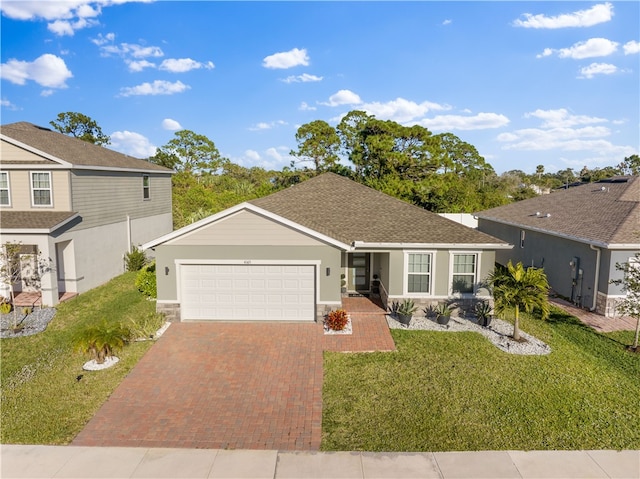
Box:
180, 264, 315, 321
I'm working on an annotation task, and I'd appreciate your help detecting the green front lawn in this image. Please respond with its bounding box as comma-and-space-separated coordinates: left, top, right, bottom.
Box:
322, 308, 640, 451
1, 272, 157, 444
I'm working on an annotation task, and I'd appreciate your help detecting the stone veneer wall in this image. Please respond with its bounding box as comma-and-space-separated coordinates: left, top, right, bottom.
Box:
596, 292, 623, 318
157, 303, 180, 322
158, 301, 334, 323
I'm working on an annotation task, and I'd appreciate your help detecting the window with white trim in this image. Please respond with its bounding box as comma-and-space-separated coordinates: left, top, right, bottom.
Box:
0, 172, 10, 206
31, 172, 52, 206
452, 253, 477, 294
142, 175, 150, 200
407, 253, 432, 293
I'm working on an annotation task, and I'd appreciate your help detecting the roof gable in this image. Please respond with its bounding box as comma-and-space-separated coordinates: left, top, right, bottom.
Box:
166, 209, 328, 247
1, 122, 171, 174
476, 177, 640, 247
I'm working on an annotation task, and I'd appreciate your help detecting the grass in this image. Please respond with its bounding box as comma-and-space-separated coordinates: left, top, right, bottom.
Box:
322, 306, 640, 451
1, 272, 158, 444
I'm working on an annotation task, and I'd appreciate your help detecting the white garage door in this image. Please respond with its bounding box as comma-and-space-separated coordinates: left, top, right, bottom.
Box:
180, 264, 316, 321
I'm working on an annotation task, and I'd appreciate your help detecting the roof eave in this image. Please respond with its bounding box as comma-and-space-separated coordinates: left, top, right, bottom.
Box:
0, 212, 80, 234
352, 241, 513, 250
477, 216, 615, 249
1, 135, 172, 174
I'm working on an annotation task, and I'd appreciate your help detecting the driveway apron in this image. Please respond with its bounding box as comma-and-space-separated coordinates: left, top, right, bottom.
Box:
72, 322, 324, 450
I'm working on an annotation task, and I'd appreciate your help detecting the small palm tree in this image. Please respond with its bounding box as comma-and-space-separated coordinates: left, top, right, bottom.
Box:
488, 261, 550, 341
73, 320, 131, 364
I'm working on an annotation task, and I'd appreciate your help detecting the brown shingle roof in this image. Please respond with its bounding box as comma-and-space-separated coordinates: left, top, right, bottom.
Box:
475, 177, 640, 246
250, 173, 507, 246
0, 211, 79, 231
1, 122, 171, 173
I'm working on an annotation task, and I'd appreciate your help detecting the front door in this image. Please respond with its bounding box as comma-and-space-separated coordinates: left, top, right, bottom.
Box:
348, 253, 370, 293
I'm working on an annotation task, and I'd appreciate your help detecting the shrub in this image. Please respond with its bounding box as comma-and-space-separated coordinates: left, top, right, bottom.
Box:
135, 262, 156, 298
73, 320, 131, 364
127, 312, 166, 340
0, 302, 11, 314
124, 245, 147, 272
326, 309, 349, 331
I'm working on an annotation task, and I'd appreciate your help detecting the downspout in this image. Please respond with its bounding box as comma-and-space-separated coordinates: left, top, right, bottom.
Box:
589, 244, 601, 311
127, 215, 132, 253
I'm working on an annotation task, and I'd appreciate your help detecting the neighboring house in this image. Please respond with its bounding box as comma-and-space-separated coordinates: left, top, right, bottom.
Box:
0, 121, 173, 306
476, 177, 640, 317
143, 173, 510, 322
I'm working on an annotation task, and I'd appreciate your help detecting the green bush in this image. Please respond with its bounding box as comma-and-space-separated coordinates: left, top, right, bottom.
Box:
0, 302, 11, 314
135, 262, 156, 298
124, 245, 147, 272
127, 312, 165, 340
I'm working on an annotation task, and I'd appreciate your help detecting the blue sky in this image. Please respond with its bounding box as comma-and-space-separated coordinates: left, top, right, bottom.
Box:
1, 1, 638, 175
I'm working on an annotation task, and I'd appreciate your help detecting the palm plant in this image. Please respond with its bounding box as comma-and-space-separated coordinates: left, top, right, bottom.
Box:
73, 320, 131, 364
488, 261, 550, 341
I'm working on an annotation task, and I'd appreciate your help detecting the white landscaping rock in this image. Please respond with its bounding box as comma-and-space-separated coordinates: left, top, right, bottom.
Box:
387, 314, 551, 355
83, 356, 120, 371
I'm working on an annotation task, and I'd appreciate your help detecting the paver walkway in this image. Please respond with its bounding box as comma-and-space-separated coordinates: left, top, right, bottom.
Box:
549, 297, 637, 332
73, 298, 395, 451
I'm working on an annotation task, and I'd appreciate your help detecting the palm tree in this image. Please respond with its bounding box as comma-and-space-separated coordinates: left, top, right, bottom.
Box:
488, 261, 550, 341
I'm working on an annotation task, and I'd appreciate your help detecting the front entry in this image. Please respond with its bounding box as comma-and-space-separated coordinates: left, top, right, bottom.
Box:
348, 253, 370, 293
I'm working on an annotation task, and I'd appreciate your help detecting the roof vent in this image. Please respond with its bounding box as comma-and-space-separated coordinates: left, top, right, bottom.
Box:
535, 211, 541, 216
600, 186, 606, 191
545, 213, 551, 218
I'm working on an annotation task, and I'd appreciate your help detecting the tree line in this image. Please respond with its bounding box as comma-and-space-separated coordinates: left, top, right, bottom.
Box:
50, 112, 639, 229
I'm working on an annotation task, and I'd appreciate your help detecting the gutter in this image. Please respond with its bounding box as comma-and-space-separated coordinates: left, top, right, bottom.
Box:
589, 244, 601, 312
351, 241, 513, 250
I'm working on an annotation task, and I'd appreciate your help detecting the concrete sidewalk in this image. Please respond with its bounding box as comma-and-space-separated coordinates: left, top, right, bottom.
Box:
2, 445, 638, 478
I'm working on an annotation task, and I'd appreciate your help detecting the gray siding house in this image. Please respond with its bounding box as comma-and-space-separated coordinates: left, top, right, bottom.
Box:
144, 173, 510, 322
0, 122, 173, 306
476, 177, 640, 317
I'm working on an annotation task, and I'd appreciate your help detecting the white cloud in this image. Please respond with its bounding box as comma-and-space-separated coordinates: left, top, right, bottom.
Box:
513, 2, 613, 29
101, 43, 164, 58
0, 53, 72, 88
442, 19, 452, 26
322, 89, 362, 107
281, 73, 322, 83
127, 59, 155, 72
119, 80, 190, 97
159, 58, 215, 73
48, 16, 98, 36
244, 150, 260, 162
578, 62, 619, 79
299, 102, 316, 111
1, 99, 19, 110
417, 112, 510, 131
110, 130, 156, 158
234, 146, 294, 170
162, 118, 182, 130
497, 107, 636, 160
262, 48, 309, 69
0, 0, 119, 36
497, 126, 612, 151
624, 40, 640, 55
248, 120, 287, 131
538, 38, 618, 60
40, 89, 54, 97
91, 32, 115, 46
359, 98, 450, 123
525, 109, 607, 128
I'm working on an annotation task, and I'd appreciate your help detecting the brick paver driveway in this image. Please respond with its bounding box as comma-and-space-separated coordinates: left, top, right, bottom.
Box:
73, 298, 394, 450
